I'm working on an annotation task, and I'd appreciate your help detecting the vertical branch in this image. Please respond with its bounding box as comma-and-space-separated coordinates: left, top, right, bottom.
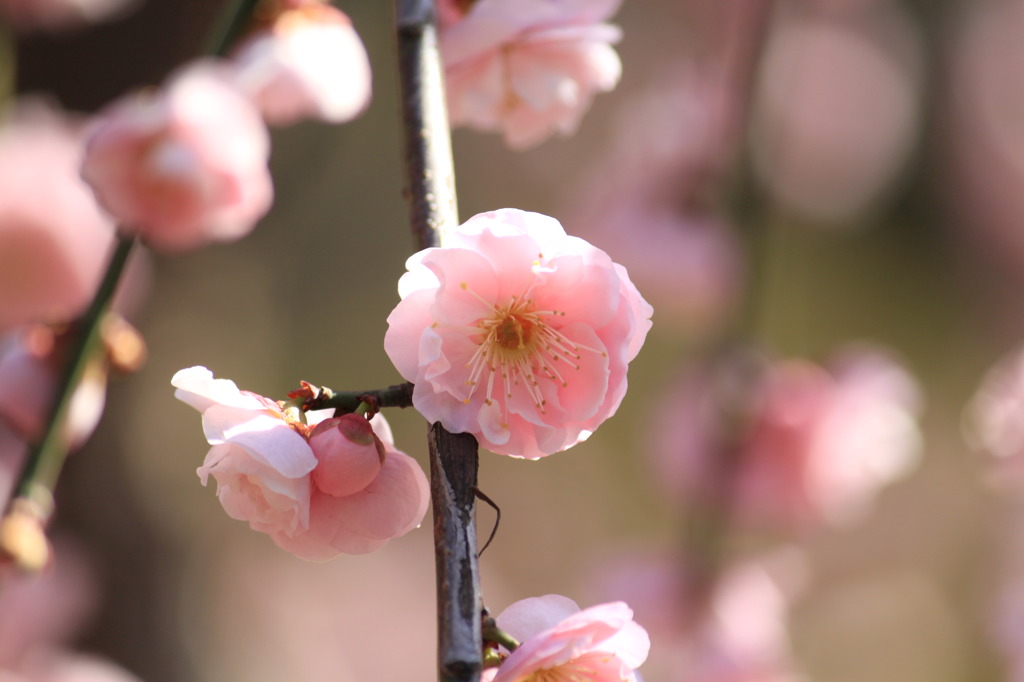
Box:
396, 0, 459, 250
428, 425, 482, 682
395, 2, 482, 681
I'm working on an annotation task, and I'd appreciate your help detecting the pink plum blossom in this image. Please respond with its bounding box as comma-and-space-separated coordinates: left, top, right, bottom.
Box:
231, 3, 372, 126
751, 4, 922, 223
384, 208, 653, 459
483, 595, 649, 682
81, 61, 273, 252
964, 345, 1024, 484
439, 0, 623, 149
0, 100, 115, 333
172, 366, 429, 560
0, 539, 142, 682
652, 347, 922, 530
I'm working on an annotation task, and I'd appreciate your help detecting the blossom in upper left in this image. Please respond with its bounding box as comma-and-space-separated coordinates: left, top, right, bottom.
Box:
172, 366, 430, 560
81, 62, 273, 252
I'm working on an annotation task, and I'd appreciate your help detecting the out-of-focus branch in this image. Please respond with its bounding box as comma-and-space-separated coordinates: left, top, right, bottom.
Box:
395, 2, 482, 681
0, 0, 262, 573
0, 234, 133, 571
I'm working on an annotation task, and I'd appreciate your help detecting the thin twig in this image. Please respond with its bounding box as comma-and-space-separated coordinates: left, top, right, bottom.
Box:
395, 1, 482, 681
0, 235, 133, 570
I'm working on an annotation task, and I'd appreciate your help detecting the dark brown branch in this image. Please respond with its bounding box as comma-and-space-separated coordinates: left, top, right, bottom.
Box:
395, 1, 482, 681
397, 0, 459, 252
429, 425, 482, 681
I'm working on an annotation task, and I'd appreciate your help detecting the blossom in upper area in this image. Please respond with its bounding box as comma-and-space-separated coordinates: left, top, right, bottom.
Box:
384, 208, 652, 459
438, 0, 623, 149
652, 347, 922, 530
0, 100, 115, 334
231, 2, 372, 126
751, 5, 922, 224
172, 366, 429, 560
0, 0, 135, 33
81, 61, 273, 252
483, 595, 649, 682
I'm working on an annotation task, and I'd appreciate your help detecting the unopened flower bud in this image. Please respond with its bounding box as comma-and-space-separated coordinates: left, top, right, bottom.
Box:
308, 414, 385, 498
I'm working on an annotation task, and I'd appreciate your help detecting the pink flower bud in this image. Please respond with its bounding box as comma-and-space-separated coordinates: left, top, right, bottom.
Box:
308, 414, 385, 498
81, 61, 273, 252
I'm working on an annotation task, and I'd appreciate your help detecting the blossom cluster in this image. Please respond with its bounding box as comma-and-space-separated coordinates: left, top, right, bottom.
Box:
80, 0, 372, 252
652, 347, 922, 531
172, 366, 429, 560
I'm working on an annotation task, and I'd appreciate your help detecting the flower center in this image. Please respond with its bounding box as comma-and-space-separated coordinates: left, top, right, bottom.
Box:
460, 281, 605, 418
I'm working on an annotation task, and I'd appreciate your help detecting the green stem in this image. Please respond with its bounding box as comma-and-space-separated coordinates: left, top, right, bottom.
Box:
11, 235, 133, 512
481, 616, 520, 653
2, 0, 264, 554
315, 382, 415, 413
206, 0, 262, 57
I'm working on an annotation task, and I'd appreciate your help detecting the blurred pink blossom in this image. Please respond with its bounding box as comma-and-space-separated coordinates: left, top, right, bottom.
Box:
751, 4, 922, 223
0, 0, 134, 32
564, 70, 741, 336
0, 101, 115, 333
946, 0, 1024, 295
0, 328, 106, 449
81, 61, 273, 252
653, 347, 922, 530
231, 3, 372, 126
439, 0, 623, 149
0, 327, 109, 507
0, 540, 140, 681
172, 366, 429, 560
964, 345, 1024, 483
482, 594, 649, 682
384, 208, 653, 459
591, 552, 807, 682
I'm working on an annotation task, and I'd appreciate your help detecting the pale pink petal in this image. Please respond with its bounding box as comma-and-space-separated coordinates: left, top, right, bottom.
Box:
202, 406, 316, 478
171, 365, 267, 413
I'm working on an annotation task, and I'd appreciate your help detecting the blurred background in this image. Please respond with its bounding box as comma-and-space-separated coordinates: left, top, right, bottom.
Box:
4, 0, 1024, 680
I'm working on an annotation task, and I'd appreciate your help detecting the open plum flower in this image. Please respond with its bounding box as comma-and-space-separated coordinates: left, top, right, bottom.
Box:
172, 367, 429, 560
438, 0, 624, 149
484, 595, 649, 682
384, 209, 652, 459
